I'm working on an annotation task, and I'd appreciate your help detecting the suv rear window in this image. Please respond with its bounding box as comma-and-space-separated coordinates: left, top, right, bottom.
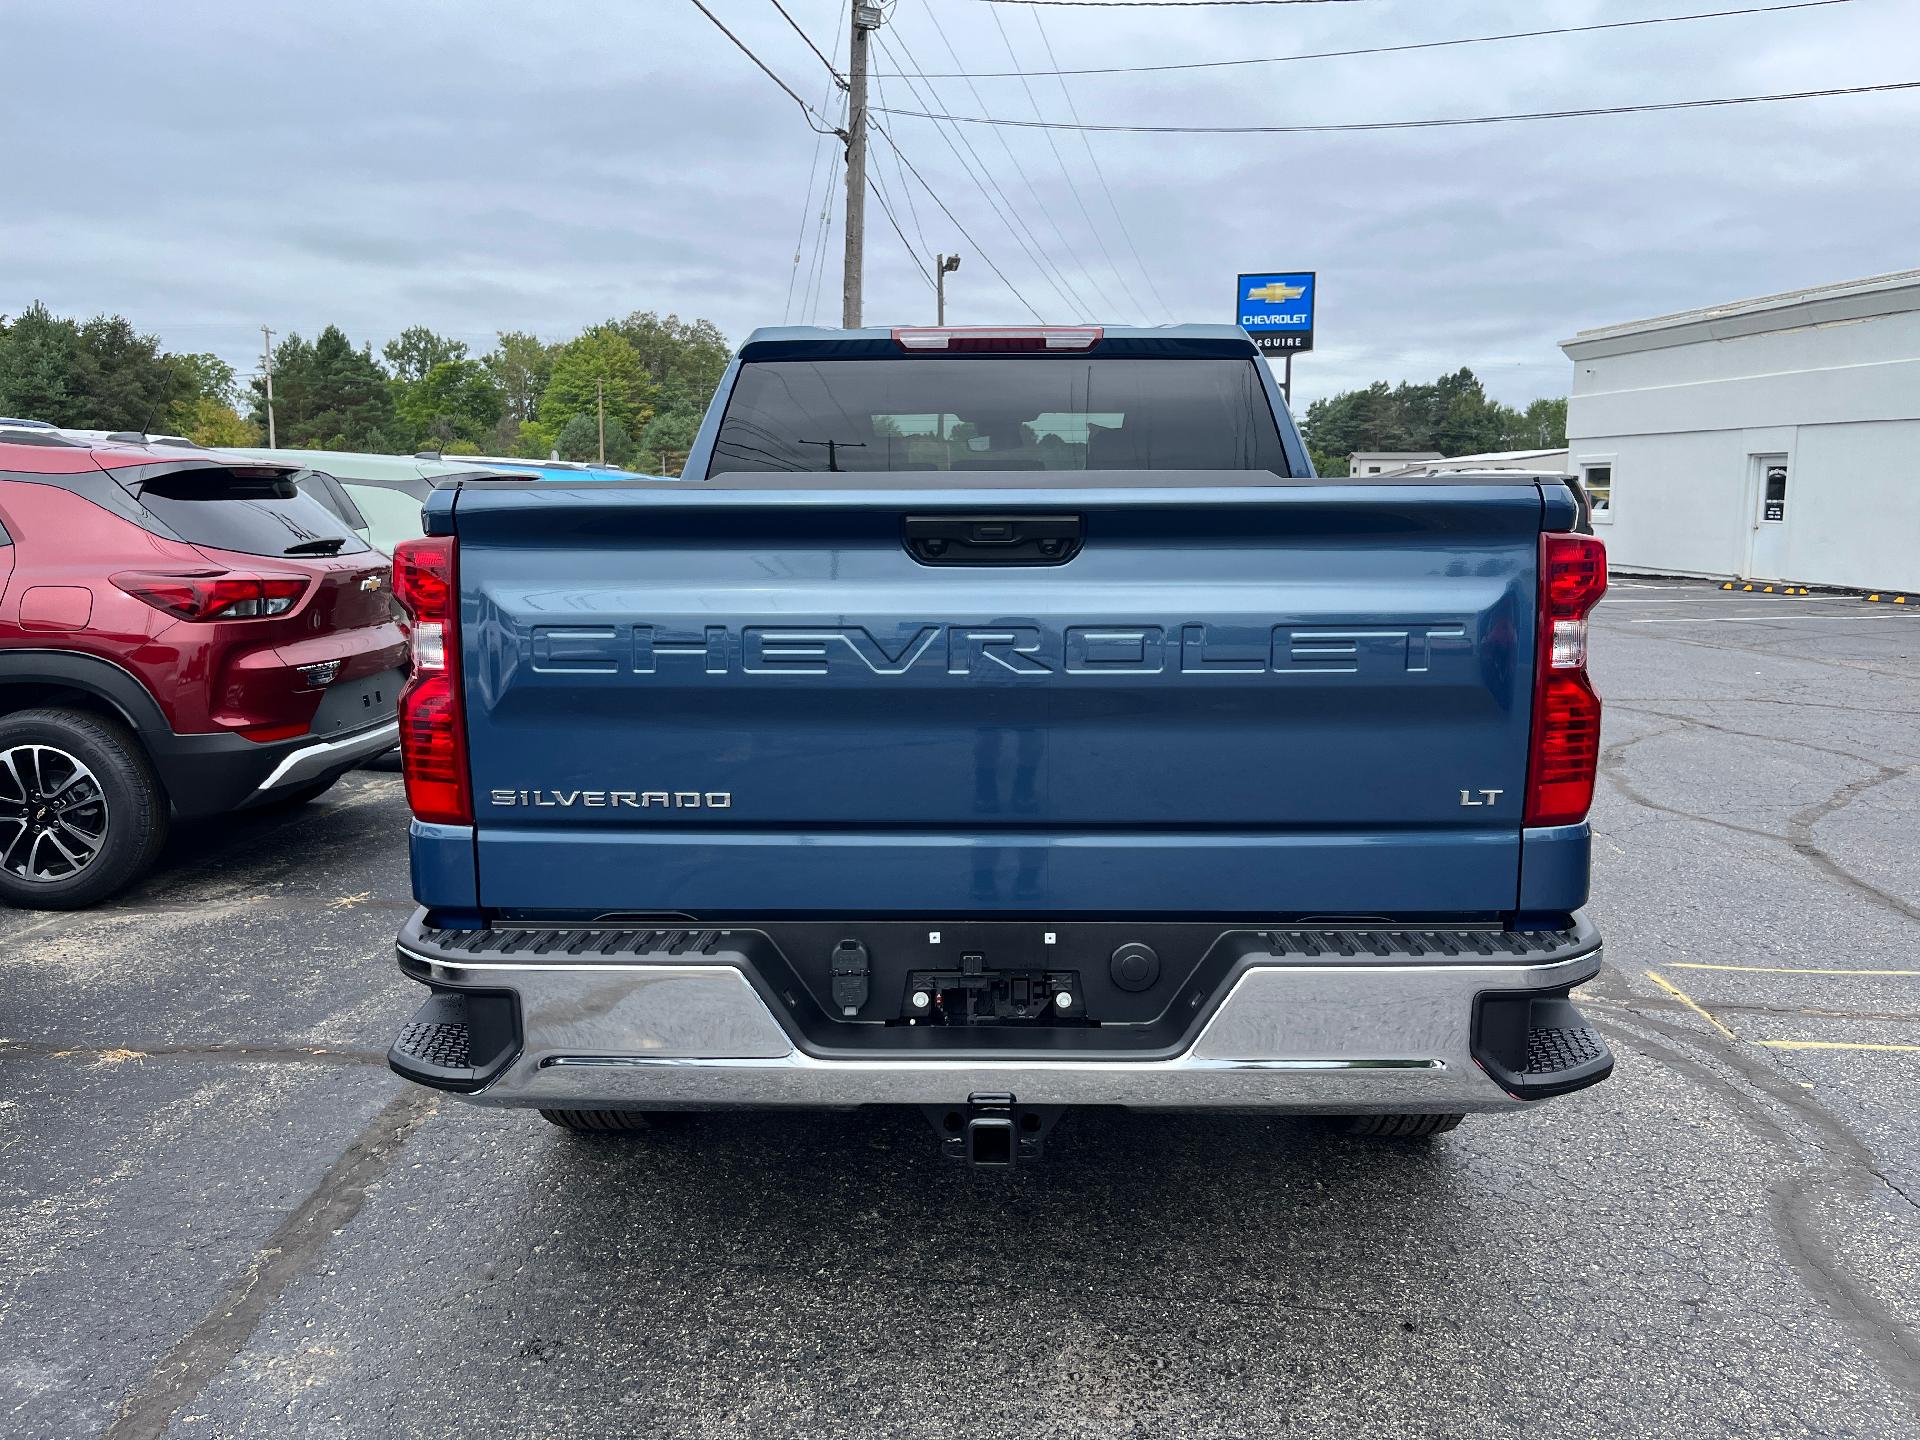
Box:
133, 467, 369, 557
708, 358, 1292, 476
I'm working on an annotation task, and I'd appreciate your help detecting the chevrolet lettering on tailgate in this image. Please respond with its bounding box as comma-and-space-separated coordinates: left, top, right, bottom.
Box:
528, 621, 1472, 678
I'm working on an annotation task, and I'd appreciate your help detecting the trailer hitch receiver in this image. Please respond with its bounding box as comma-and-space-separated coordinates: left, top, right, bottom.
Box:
924, 1092, 1064, 1166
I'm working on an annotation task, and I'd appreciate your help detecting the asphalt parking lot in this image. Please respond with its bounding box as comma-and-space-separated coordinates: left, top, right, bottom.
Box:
2, 578, 1916, 1439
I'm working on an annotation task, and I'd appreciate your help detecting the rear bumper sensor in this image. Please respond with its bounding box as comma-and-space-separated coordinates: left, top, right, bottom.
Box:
390, 909, 1607, 1113
387, 988, 519, 1094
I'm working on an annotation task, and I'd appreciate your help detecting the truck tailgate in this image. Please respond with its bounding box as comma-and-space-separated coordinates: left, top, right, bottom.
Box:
450, 477, 1543, 916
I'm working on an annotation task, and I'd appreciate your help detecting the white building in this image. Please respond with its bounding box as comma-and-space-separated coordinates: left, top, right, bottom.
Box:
1347, 450, 1441, 476
1561, 270, 1920, 589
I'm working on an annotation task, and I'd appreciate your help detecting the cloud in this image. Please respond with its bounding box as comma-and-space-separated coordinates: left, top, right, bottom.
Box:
2, 0, 1915, 408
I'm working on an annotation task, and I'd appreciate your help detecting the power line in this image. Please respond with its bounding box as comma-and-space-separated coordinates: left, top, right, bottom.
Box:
872, 122, 1048, 322
784, 127, 833, 322
987, 6, 1148, 320
875, 32, 1085, 318
803, 87, 849, 324
866, 149, 938, 290
685, 0, 842, 135
766, 0, 845, 82
868, 56, 934, 260
879, 27, 1090, 316
786, 4, 851, 323
876, 1, 1852, 80
915, 6, 1104, 316
1029, 7, 1170, 320
875, 79, 1920, 134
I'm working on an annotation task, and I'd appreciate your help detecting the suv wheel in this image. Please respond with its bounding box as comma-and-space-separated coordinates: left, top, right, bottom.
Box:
0, 709, 168, 910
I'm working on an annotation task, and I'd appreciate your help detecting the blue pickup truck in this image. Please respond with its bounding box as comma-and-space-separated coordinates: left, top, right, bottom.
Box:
385, 324, 1611, 1163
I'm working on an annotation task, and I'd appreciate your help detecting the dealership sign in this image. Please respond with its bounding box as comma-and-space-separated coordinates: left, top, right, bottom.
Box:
1237, 271, 1315, 353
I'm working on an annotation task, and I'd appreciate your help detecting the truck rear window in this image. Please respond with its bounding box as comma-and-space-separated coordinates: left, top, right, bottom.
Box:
708, 358, 1292, 476
134, 468, 369, 558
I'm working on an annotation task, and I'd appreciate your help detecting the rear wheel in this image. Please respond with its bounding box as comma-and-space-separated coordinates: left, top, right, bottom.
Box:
0, 709, 168, 910
1339, 1113, 1465, 1138
539, 1108, 659, 1134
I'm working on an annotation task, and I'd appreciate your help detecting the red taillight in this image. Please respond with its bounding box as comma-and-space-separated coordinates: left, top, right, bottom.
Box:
891, 326, 1103, 352
112, 571, 309, 621
391, 537, 470, 825
1525, 534, 1607, 826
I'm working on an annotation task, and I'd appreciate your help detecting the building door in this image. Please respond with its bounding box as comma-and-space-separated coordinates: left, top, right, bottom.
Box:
1746, 454, 1790, 580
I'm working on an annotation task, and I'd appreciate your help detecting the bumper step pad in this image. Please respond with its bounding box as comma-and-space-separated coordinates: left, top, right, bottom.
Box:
1474, 994, 1613, 1100
387, 989, 520, 1094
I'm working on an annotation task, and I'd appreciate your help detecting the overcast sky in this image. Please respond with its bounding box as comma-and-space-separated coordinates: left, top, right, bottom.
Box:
4, 0, 1916, 408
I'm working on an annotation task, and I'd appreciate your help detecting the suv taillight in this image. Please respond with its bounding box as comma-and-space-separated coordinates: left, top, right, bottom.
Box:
112, 571, 309, 620
1525, 533, 1607, 827
392, 536, 471, 825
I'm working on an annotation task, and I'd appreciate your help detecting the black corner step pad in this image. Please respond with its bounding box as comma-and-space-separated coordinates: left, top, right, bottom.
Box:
388, 989, 520, 1094
1476, 993, 1614, 1101
1523, 1024, 1609, 1077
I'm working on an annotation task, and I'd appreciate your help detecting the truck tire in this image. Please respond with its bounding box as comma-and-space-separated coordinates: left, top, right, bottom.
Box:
1340, 1113, 1465, 1138
540, 1108, 657, 1134
0, 708, 168, 910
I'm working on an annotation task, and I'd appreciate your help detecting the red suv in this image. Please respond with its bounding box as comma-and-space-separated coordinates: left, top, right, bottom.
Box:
0, 434, 407, 907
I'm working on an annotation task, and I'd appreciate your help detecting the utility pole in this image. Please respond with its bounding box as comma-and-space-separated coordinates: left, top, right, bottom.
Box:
842, 3, 884, 329
596, 377, 606, 464
935, 253, 962, 324
260, 326, 277, 447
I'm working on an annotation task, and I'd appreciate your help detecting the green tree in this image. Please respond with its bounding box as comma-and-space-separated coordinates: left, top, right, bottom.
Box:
539, 327, 652, 435
249, 332, 317, 441
483, 331, 555, 427
180, 398, 256, 447
609, 311, 729, 414
550, 414, 635, 466
0, 305, 193, 432
1301, 367, 1563, 462
68, 315, 192, 431
0, 302, 82, 425
639, 408, 701, 475
1516, 397, 1568, 448
249, 326, 395, 451
393, 357, 503, 450
164, 352, 239, 434
553, 412, 600, 462
383, 326, 468, 384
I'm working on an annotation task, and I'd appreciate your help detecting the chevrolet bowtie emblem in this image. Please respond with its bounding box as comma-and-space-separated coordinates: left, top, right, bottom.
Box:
360, 574, 386, 592
1246, 281, 1306, 304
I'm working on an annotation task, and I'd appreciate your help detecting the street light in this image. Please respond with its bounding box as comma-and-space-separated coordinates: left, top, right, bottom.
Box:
936, 252, 962, 324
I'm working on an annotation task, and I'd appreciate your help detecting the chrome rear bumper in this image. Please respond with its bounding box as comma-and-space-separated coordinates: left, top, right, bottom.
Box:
394, 924, 1607, 1114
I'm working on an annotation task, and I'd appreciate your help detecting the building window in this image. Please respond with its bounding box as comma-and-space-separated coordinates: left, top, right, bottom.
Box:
1582, 464, 1613, 523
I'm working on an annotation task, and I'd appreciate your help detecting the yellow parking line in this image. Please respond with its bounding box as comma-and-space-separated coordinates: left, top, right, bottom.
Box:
1668, 962, 1920, 977
1645, 969, 1739, 1040
1756, 1040, 1920, 1053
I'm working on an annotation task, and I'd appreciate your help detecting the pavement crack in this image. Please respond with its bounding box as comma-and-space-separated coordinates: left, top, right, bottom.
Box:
99, 1087, 438, 1440
1785, 764, 1920, 924
1592, 1010, 1920, 1408
1600, 713, 1920, 923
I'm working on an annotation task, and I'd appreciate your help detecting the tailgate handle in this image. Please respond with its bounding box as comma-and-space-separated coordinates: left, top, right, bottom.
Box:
904, 514, 1083, 566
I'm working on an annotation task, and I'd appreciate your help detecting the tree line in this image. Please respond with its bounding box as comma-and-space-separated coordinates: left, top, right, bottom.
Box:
1300, 368, 1567, 476
0, 303, 732, 473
